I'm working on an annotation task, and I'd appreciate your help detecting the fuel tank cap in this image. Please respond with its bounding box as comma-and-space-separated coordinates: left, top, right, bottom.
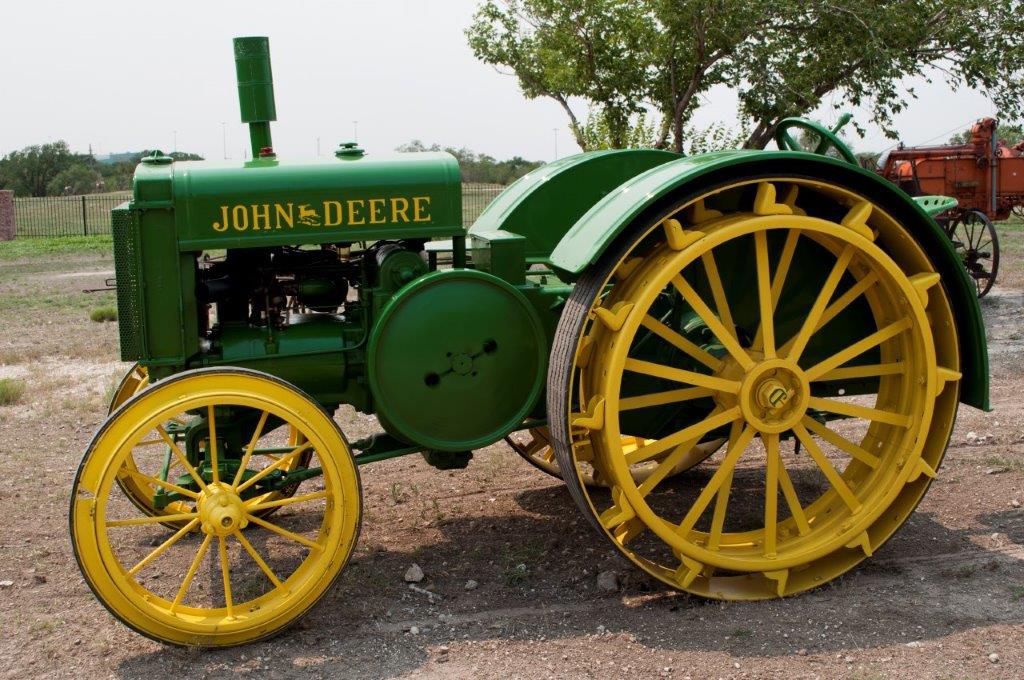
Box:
335, 141, 365, 159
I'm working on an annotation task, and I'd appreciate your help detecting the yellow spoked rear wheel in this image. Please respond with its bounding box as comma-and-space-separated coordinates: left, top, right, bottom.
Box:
72, 368, 361, 646
549, 179, 962, 599
109, 364, 312, 528
506, 426, 723, 486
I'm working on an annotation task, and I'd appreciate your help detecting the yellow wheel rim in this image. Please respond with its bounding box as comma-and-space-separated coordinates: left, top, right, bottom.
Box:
110, 364, 312, 528
72, 368, 361, 646
554, 179, 961, 599
506, 426, 723, 486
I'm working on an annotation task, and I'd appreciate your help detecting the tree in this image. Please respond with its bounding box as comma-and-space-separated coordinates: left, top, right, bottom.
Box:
46, 164, 104, 196
467, 1, 1024, 152
0, 141, 75, 196
949, 120, 1024, 146
396, 141, 543, 184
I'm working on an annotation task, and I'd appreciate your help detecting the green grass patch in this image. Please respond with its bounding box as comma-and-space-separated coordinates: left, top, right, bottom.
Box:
0, 235, 113, 261
89, 306, 118, 322
0, 378, 26, 406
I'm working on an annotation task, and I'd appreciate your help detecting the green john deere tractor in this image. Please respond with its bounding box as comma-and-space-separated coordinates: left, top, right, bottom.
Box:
70, 37, 988, 647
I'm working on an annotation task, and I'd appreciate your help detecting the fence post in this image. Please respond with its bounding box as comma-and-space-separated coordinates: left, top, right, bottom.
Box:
0, 191, 14, 241
82, 195, 89, 236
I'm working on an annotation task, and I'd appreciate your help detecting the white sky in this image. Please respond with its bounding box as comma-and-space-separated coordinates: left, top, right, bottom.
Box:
0, 0, 998, 162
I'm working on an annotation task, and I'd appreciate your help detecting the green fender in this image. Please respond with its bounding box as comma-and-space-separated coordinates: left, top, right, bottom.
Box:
470, 149, 679, 260
548, 150, 989, 411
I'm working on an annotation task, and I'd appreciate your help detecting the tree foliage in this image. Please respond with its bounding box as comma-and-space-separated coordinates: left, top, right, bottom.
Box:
396, 141, 543, 184
0, 142, 76, 197
467, 0, 1024, 152
0, 143, 205, 196
46, 164, 103, 196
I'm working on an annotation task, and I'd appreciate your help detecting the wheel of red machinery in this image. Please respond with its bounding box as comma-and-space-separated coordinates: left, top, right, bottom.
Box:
548, 178, 962, 599
946, 209, 999, 298
505, 426, 723, 486
108, 363, 314, 528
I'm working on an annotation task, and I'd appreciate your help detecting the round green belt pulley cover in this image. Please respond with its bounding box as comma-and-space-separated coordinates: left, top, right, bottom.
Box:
367, 269, 547, 452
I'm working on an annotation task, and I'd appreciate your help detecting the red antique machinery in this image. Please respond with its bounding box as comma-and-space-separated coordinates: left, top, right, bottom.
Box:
881, 117, 1024, 297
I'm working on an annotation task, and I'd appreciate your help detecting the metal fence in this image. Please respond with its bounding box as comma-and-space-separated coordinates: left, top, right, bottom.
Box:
13, 192, 132, 237
12, 184, 506, 238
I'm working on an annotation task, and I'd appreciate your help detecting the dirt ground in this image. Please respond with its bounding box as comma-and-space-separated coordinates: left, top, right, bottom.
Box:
0, 241, 1022, 680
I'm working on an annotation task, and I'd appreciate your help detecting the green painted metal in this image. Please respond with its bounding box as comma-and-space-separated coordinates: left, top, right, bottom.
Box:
234, 37, 277, 158
128, 152, 463, 253
914, 195, 959, 217
367, 269, 547, 451
469, 148, 678, 260
548, 150, 989, 410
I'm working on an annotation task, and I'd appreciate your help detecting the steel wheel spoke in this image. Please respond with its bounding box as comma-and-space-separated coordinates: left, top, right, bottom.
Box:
207, 406, 220, 484
816, 362, 905, 381
804, 318, 912, 381
787, 246, 855, 362
754, 231, 776, 358
638, 432, 718, 498
232, 410, 270, 487
671, 275, 754, 371
793, 424, 861, 512
708, 421, 743, 550
619, 386, 714, 411
125, 470, 200, 500
107, 512, 197, 527
802, 416, 880, 468
640, 314, 722, 371
218, 536, 234, 617
127, 518, 201, 576
247, 489, 330, 512
236, 442, 312, 493
156, 425, 208, 491
622, 358, 740, 394
807, 396, 911, 428
700, 249, 738, 342
626, 406, 739, 464
753, 230, 800, 352
677, 425, 755, 536
763, 432, 780, 557
776, 452, 811, 536
246, 513, 323, 551
170, 533, 213, 613
234, 530, 283, 590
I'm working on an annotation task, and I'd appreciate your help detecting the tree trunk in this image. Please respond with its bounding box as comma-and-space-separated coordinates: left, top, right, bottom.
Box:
745, 120, 776, 149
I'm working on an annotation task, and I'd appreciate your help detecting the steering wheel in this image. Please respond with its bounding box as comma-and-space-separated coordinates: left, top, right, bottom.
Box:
774, 114, 859, 165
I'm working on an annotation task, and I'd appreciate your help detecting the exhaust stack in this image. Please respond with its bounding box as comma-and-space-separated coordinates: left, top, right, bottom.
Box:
233, 36, 276, 158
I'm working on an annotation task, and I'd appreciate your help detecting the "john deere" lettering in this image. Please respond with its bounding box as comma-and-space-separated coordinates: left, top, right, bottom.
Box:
212, 196, 432, 232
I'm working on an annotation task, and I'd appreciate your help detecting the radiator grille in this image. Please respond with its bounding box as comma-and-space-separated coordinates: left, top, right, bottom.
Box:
111, 205, 143, 361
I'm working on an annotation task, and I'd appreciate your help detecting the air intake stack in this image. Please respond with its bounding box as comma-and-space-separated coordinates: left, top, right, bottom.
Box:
233, 36, 276, 158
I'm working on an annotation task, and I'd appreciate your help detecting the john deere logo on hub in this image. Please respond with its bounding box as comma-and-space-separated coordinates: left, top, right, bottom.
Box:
212, 196, 432, 232
768, 387, 789, 407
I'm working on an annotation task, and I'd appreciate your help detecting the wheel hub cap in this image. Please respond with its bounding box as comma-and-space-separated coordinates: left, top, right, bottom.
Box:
198, 483, 248, 536
739, 359, 809, 434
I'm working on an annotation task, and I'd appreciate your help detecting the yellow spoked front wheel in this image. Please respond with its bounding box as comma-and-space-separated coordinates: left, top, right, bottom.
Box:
549, 179, 962, 599
72, 368, 361, 646
506, 426, 723, 486
109, 363, 312, 528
